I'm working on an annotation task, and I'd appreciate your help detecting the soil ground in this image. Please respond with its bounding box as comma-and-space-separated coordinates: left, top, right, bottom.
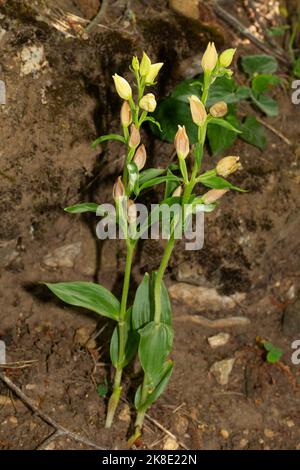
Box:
0, 0, 300, 450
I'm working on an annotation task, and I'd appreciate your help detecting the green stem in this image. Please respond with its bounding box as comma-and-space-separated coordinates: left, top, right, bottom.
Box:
154, 235, 175, 325
105, 241, 135, 428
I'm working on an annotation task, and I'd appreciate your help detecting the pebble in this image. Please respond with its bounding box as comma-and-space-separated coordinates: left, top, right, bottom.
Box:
264, 429, 275, 439
169, 283, 245, 312
118, 404, 131, 423
220, 429, 229, 439
20, 45, 48, 76
286, 419, 295, 428
210, 358, 235, 385
163, 437, 179, 450
43, 242, 82, 269
8, 416, 18, 426
239, 438, 248, 448
208, 333, 230, 349
174, 415, 189, 435
169, 0, 200, 20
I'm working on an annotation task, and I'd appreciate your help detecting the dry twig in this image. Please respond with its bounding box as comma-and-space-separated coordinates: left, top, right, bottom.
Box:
175, 315, 250, 328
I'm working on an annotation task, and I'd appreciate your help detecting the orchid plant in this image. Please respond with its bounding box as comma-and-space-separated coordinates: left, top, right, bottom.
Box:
45, 43, 245, 443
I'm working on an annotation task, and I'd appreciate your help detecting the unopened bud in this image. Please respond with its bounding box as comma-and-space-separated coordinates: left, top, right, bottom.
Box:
112, 74, 132, 101
145, 62, 163, 84
216, 156, 242, 177
133, 144, 147, 170
113, 176, 125, 200
140, 52, 151, 77
201, 42, 218, 73
120, 101, 132, 127
174, 125, 189, 160
129, 124, 141, 148
172, 185, 182, 197
139, 93, 157, 112
189, 95, 207, 126
209, 101, 228, 118
127, 200, 137, 224
132, 56, 139, 72
219, 48, 236, 68
202, 188, 229, 204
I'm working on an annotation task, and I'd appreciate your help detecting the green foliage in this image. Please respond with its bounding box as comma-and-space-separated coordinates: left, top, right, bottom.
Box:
151, 54, 281, 154
263, 341, 283, 364
110, 308, 139, 368
134, 360, 173, 410
45, 282, 120, 321
64, 203, 99, 213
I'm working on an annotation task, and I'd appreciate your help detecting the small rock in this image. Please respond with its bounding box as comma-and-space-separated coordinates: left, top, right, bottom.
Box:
0, 27, 6, 42
0, 340, 6, 363
169, 283, 245, 312
20, 45, 48, 76
43, 242, 81, 269
220, 429, 229, 439
210, 358, 235, 386
8, 416, 18, 426
163, 437, 179, 450
208, 333, 230, 349
118, 404, 131, 423
239, 438, 248, 449
286, 419, 295, 428
44, 441, 56, 450
74, 326, 94, 347
25, 384, 36, 391
169, 0, 200, 19
264, 428, 275, 439
174, 415, 189, 435
0, 240, 18, 268
283, 299, 300, 335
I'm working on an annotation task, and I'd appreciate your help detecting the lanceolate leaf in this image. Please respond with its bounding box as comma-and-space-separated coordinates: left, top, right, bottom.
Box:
91, 133, 126, 148
132, 274, 151, 330
198, 173, 246, 192
207, 114, 240, 155
134, 360, 173, 410
64, 203, 99, 213
45, 282, 120, 321
150, 273, 172, 326
208, 117, 241, 133
138, 322, 174, 377
139, 168, 166, 185
137, 174, 181, 194
110, 308, 139, 368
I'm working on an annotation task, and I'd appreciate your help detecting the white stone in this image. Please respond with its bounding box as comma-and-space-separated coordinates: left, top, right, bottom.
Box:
0, 340, 6, 364
43, 242, 81, 268
208, 332, 230, 349
210, 358, 235, 385
20, 46, 48, 76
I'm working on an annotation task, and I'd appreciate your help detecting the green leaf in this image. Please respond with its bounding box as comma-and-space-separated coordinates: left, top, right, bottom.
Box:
164, 168, 180, 198
207, 76, 238, 106
250, 91, 279, 117
240, 116, 266, 150
132, 273, 172, 329
171, 78, 202, 102
268, 25, 290, 36
143, 116, 162, 131
91, 133, 126, 148
134, 360, 173, 410
137, 174, 181, 194
64, 203, 99, 214
251, 74, 281, 94
263, 341, 283, 364
127, 162, 139, 193
198, 173, 246, 192
207, 114, 240, 155
45, 282, 120, 321
138, 322, 174, 377
208, 117, 241, 133
151, 97, 198, 144
110, 307, 139, 368
132, 274, 151, 330
97, 380, 108, 397
139, 168, 166, 185
293, 57, 300, 78
241, 54, 278, 76
235, 86, 251, 100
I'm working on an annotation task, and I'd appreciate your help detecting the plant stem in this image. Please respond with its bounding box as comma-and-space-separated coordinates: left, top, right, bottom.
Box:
154, 235, 175, 325
105, 241, 135, 428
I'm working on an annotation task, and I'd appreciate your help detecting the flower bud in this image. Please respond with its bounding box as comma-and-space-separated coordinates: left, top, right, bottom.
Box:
129, 124, 141, 148
201, 42, 218, 73
145, 62, 163, 84
113, 176, 125, 200
139, 93, 157, 112
133, 144, 147, 170
216, 156, 242, 177
172, 185, 182, 197
219, 48, 236, 68
189, 95, 207, 126
120, 101, 132, 127
209, 101, 228, 118
127, 199, 137, 224
132, 56, 139, 72
112, 73, 132, 101
174, 125, 189, 160
140, 52, 151, 77
202, 188, 229, 204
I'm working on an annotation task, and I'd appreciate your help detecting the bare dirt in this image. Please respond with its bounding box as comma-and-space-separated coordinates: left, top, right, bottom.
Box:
0, 0, 300, 450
